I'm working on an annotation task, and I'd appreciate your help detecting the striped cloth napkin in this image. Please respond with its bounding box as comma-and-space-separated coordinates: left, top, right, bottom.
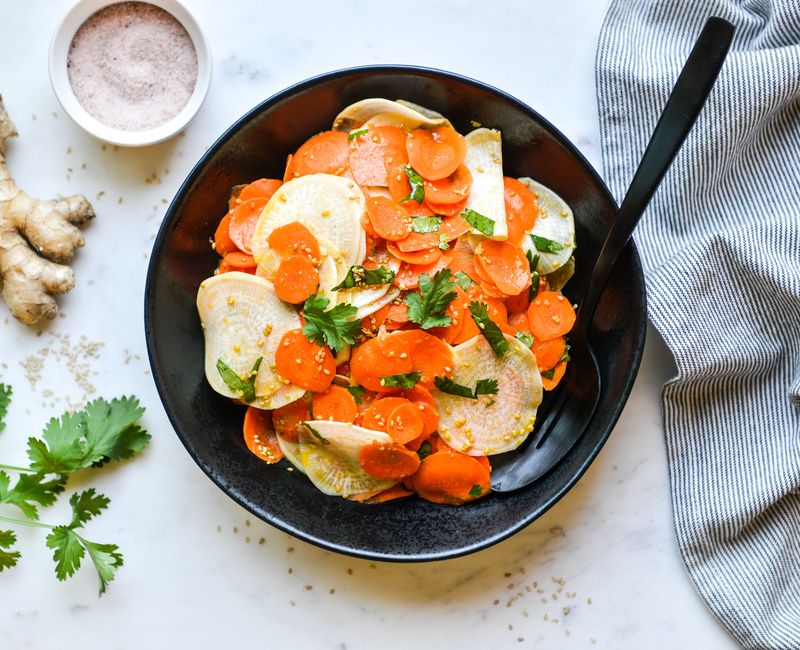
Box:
596, 2, 800, 648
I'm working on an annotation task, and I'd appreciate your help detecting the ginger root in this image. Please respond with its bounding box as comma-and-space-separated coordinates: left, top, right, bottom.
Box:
0, 96, 94, 324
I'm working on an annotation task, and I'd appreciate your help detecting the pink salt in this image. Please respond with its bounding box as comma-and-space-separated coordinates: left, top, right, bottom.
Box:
67, 1, 198, 132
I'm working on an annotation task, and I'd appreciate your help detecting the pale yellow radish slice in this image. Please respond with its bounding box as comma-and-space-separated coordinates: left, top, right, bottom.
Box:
333, 255, 400, 310
196, 272, 305, 409
333, 98, 452, 132
434, 335, 542, 456
463, 128, 508, 240
298, 421, 397, 497
276, 431, 306, 475
519, 177, 576, 275
250, 174, 366, 284
355, 287, 400, 320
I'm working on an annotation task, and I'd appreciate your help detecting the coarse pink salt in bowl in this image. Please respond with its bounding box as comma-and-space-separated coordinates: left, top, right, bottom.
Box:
49, 0, 211, 147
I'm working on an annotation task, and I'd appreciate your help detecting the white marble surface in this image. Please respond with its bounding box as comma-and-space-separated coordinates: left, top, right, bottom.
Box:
0, 1, 739, 648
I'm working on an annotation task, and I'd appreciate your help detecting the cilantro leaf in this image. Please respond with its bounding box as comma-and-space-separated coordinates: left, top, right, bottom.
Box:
380, 371, 422, 389
26, 411, 86, 475
515, 331, 534, 348
67, 488, 110, 528
0, 384, 10, 432
332, 265, 395, 291
531, 234, 564, 254
348, 128, 369, 141
454, 271, 475, 290
0, 470, 65, 520
526, 250, 541, 300
417, 440, 432, 460
469, 484, 483, 497
469, 301, 510, 357
46, 526, 85, 582
404, 269, 458, 329
474, 378, 499, 396
434, 376, 475, 399
400, 165, 425, 204
462, 209, 495, 236
0, 530, 20, 572
411, 216, 442, 233
541, 368, 555, 380
302, 295, 362, 353
217, 358, 262, 403
346, 385, 367, 405
82, 539, 124, 595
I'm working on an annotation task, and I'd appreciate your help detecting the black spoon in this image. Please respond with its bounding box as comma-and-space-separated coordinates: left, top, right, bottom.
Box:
491, 16, 735, 492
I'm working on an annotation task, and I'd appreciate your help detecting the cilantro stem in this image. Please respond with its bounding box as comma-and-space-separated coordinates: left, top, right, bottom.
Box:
0, 463, 34, 473
0, 513, 54, 530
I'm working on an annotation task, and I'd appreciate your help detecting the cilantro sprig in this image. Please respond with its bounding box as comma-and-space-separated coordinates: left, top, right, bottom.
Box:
531, 234, 564, 254
462, 209, 495, 236
217, 357, 262, 403
331, 265, 395, 291
411, 216, 442, 233
404, 269, 458, 329
0, 391, 150, 595
302, 295, 363, 353
434, 376, 499, 399
401, 165, 425, 204
380, 371, 422, 389
468, 301, 510, 357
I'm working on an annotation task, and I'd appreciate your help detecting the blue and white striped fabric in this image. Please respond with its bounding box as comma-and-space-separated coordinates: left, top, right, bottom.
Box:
597, 2, 800, 647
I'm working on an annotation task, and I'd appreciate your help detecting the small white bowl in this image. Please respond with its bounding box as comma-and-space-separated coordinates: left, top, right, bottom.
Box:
49, 0, 211, 147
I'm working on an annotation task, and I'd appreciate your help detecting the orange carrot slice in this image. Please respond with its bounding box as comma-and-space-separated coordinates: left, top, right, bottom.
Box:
243, 406, 283, 463
390, 329, 455, 388
350, 338, 413, 392
386, 152, 412, 203
402, 384, 436, 407
218, 252, 257, 274
407, 127, 467, 180
311, 385, 358, 423
274, 254, 319, 304
424, 165, 472, 204
214, 212, 240, 256
406, 200, 437, 217
363, 484, 415, 503
366, 196, 412, 241
532, 336, 567, 371
425, 197, 468, 217
527, 291, 576, 340
506, 287, 531, 315
349, 126, 408, 186
508, 310, 531, 334
229, 198, 268, 254
386, 402, 425, 444
275, 329, 335, 392
387, 241, 442, 266
359, 441, 421, 480
272, 399, 310, 443
413, 450, 491, 505
238, 178, 282, 203
361, 396, 411, 432
415, 402, 440, 437
504, 177, 539, 235
267, 221, 321, 261
476, 240, 531, 296
286, 130, 350, 178
541, 360, 567, 391
444, 239, 478, 280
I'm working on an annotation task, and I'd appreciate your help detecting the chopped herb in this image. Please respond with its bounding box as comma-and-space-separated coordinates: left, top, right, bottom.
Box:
462, 209, 495, 236
404, 269, 458, 329
302, 295, 362, 353
217, 357, 262, 403
401, 165, 425, 204
454, 271, 475, 290
541, 368, 555, 380
346, 385, 367, 405
560, 342, 572, 364
417, 440, 433, 460
526, 251, 541, 300
468, 301, 510, 357
331, 265, 395, 290
468, 484, 483, 497
515, 331, 534, 348
484, 398, 496, 408
303, 422, 329, 445
470, 119, 482, 127
437, 234, 450, 250
347, 128, 369, 141
0, 384, 10, 432
434, 376, 498, 399
380, 371, 422, 389
411, 216, 442, 233
531, 234, 564, 254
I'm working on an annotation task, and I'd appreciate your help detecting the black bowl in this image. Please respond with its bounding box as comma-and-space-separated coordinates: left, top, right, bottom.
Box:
145, 66, 646, 561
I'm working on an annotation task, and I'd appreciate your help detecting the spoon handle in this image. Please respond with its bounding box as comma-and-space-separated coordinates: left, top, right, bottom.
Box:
578, 16, 735, 331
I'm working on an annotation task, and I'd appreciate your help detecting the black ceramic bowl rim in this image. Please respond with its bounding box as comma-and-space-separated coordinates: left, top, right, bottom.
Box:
145, 64, 647, 561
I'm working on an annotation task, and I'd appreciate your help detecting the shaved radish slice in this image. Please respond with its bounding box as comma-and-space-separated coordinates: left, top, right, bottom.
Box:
463, 128, 508, 241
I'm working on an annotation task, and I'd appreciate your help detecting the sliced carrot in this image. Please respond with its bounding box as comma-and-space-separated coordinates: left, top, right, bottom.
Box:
387, 302, 410, 324
287, 130, 350, 178
311, 385, 357, 423
350, 338, 413, 392
508, 310, 531, 334
213, 212, 240, 256
424, 165, 472, 204
386, 152, 412, 203
386, 402, 425, 444
402, 384, 436, 407
243, 406, 283, 464
359, 441, 421, 480
361, 396, 410, 432
445, 239, 478, 280
366, 196, 412, 241
541, 360, 567, 391
429, 284, 469, 343
527, 291, 576, 340
218, 252, 257, 274
479, 280, 507, 299
476, 240, 531, 296
272, 398, 310, 443
504, 177, 539, 234
228, 185, 245, 210
387, 241, 442, 266
438, 214, 472, 240
238, 178, 282, 202
389, 329, 455, 387
362, 304, 390, 334
228, 198, 268, 254
506, 287, 531, 315
275, 329, 335, 392
474, 455, 491, 475
413, 450, 491, 505
283, 154, 294, 182
364, 484, 415, 503
425, 197, 468, 217
485, 297, 515, 336
267, 221, 320, 261
407, 127, 467, 180
274, 254, 319, 304
415, 402, 440, 437
451, 309, 480, 344
532, 336, 567, 371
406, 200, 437, 217
349, 126, 408, 186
